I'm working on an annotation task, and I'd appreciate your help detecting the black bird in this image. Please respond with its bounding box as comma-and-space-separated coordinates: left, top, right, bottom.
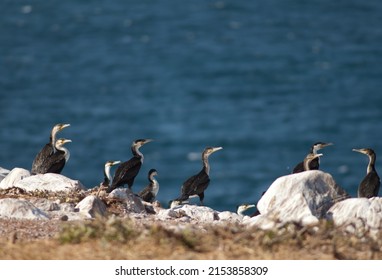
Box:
31, 123, 70, 174
97, 160, 121, 196
353, 148, 380, 198
138, 169, 159, 203
292, 142, 333, 173
107, 139, 153, 193
173, 146, 222, 205
43, 138, 72, 174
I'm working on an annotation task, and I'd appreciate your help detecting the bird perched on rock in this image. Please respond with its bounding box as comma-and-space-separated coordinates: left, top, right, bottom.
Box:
303, 153, 323, 171
353, 148, 380, 198
97, 160, 121, 196
236, 204, 256, 216
107, 139, 153, 193
31, 123, 70, 174
138, 169, 159, 203
172, 146, 222, 205
43, 138, 72, 174
292, 142, 333, 173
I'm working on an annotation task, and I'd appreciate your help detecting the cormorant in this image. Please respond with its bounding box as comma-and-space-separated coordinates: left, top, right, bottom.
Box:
236, 204, 256, 216
31, 123, 70, 174
292, 142, 333, 173
43, 138, 72, 174
97, 160, 121, 196
303, 153, 323, 171
353, 148, 380, 198
173, 146, 222, 205
106, 139, 153, 193
138, 169, 159, 203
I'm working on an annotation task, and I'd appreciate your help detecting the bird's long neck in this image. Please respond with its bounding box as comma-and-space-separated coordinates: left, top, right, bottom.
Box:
151, 177, 159, 195
148, 172, 155, 183
56, 145, 70, 162
367, 153, 376, 174
303, 154, 314, 171
202, 153, 211, 175
50, 129, 58, 153
132, 145, 143, 162
237, 208, 244, 216
104, 165, 112, 183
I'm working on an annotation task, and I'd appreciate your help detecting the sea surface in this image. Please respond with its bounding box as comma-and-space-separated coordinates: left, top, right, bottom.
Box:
1, 0, 382, 212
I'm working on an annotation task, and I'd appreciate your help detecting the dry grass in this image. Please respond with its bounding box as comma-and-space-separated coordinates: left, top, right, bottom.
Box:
1, 217, 381, 260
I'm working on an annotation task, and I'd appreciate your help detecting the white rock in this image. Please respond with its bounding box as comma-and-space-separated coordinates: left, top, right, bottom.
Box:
75, 195, 107, 218
245, 214, 281, 230
327, 197, 382, 236
14, 173, 85, 192
0, 168, 31, 189
0, 167, 10, 182
217, 211, 243, 223
156, 208, 188, 220
252, 170, 349, 228
108, 188, 146, 213
0, 198, 49, 220
49, 204, 85, 221
170, 204, 219, 222
29, 198, 60, 211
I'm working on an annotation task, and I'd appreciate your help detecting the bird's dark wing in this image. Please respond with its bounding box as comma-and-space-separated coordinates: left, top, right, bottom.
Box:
45, 150, 66, 174
181, 170, 210, 197
138, 186, 154, 202
111, 157, 142, 188
359, 171, 381, 198
292, 161, 304, 173
31, 143, 54, 174
292, 158, 320, 173
309, 157, 320, 170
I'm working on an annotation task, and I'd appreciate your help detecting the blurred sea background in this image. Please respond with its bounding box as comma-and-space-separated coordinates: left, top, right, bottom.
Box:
1, 0, 382, 212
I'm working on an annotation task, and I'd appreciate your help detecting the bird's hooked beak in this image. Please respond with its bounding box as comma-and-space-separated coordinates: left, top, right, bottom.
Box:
63, 139, 72, 144
313, 142, 333, 153
322, 142, 333, 148
352, 148, 367, 155
141, 139, 154, 146
211, 147, 223, 153
61, 124, 71, 130
111, 160, 121, 166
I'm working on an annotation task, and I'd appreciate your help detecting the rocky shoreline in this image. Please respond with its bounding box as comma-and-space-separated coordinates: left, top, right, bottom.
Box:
1, 167, 382, 239
1, 167, 382, 259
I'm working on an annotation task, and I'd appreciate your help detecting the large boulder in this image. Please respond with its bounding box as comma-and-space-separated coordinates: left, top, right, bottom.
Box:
14, 173, 85, 192
326, 197, 382, 236
250, 170, 350, 229
0, 168, 31, 189
0, 198, 49, 220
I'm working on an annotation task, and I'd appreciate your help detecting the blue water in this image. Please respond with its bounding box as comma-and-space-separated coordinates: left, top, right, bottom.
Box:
1, 0, 382, 212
